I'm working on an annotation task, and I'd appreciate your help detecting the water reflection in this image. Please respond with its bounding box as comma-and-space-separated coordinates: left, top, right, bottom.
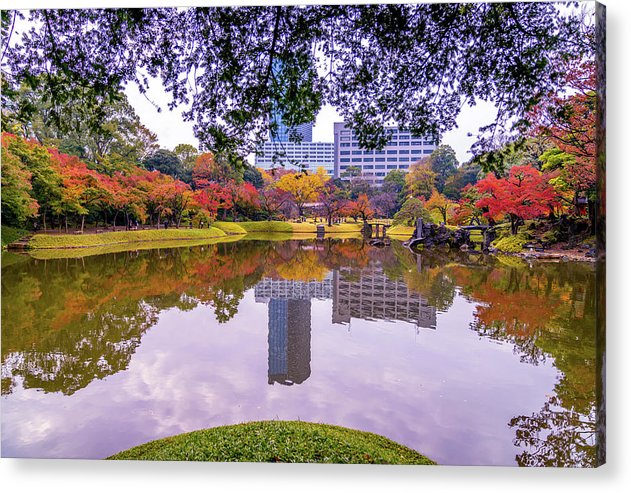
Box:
1, 239, 601, 466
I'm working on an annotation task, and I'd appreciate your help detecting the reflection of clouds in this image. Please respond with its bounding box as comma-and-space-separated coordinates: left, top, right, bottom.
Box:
3, 291, 559, 465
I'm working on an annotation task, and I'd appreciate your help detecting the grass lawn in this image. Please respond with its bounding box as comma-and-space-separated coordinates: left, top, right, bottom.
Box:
1, 225, 30, 248
27, 227, 227, 249
27, 235, 243, 260
108, 420, 436, 465
290, 221, 363, 234
235, 221, 294, 233
385, 224, 414, 237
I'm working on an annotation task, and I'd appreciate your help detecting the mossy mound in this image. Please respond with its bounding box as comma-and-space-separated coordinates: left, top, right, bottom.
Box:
213, 221, 248, 235
492, 235, 529, 253
108, 421, 435, 465
27, 227, 227, 249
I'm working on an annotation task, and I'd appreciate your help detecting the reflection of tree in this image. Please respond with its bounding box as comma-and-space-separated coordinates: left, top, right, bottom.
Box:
1, 241, 274, 395
510, 396, 597, 467
446, 259, 599, 467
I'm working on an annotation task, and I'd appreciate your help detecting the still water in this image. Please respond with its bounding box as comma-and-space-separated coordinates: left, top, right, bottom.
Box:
1, 238, 599, 466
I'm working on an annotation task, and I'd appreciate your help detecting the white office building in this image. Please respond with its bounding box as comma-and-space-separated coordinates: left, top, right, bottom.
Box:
333, 123, 438, 186
254, 141, 335, 176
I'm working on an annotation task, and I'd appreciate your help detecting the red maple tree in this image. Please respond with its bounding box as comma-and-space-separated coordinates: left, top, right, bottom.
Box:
475, 166, 559, 234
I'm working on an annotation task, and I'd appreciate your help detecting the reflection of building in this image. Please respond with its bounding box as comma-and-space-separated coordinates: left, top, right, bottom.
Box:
267, 299, 311, 385
332, 267, 437, 329
333, 123, 438, 186
255, 277, 332, 386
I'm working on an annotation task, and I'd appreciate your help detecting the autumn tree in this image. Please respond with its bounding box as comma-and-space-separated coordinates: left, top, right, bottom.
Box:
318, 180, 348, 226
451, 184, 485, 226
425, 190, 455, 224
275, 168, 328, 217
258, 186, 292, 220
475, 165, 559, 235
405, 159, 437, 200
370, 192, 398, 219
344, 194, 373, 224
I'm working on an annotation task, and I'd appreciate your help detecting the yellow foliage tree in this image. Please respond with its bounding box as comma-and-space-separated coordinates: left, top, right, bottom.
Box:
274, 168, 329, 217
405, 158, 437, 200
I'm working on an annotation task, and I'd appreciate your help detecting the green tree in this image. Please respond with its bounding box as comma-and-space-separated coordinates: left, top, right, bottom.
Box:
1, 143, 39, 226
143, 150, 183, 179
393, 197, 432, 226
173, 143, 199, 184
427, 145, 458, 192
443, 161, 482, 200
243, 166, 265, 189
2, 5, 590, 159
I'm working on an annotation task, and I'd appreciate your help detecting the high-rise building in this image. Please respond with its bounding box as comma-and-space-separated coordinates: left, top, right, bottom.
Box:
254, 141, 335, 176
333, 123, 438, 186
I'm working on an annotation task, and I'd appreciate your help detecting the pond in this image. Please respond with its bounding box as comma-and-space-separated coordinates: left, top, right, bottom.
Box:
1, 238, 600, 466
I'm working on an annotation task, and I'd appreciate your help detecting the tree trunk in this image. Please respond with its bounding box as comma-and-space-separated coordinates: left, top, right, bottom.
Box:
64, 215, 68, 233
81, 215, 85, 233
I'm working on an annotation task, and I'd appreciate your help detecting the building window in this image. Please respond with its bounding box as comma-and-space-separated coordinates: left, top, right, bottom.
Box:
340, 165, 349, 170
352, 158, 362, 162
340, 151, 350, 155
375, 164, 385, 169
399, 149, 410, 154
399, 164, 409, 169
423, 140, 434, 145
363, 165, 374, 169
411, 141, 422, 145
387, 150, 397, 155
340, 158, 350, 162
376, 172, 385, 177
375, 157, 386, 162
387, 164, 397, 169
364, 157, 374, 162
411, 150, 423, 154
341, 136, 350, 141
352, 150, 362, 155
423, 149, 432, 154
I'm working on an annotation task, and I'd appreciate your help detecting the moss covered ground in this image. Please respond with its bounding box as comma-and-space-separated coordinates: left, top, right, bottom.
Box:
27, 227, 227, 249
108, 421, 436, 465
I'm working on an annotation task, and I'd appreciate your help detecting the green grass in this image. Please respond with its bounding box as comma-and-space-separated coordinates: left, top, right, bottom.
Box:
27, 227, 227, 250
1, 225, 30, 248
108, 421, 436, 465
237, 221, 293, 233
385, 224, 414, 237
27, 235, 243, 260
290, 222, 363, 234
213, 221, 248, 235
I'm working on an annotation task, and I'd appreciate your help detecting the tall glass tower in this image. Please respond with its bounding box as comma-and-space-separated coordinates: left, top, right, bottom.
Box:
268, 59, 314, 143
